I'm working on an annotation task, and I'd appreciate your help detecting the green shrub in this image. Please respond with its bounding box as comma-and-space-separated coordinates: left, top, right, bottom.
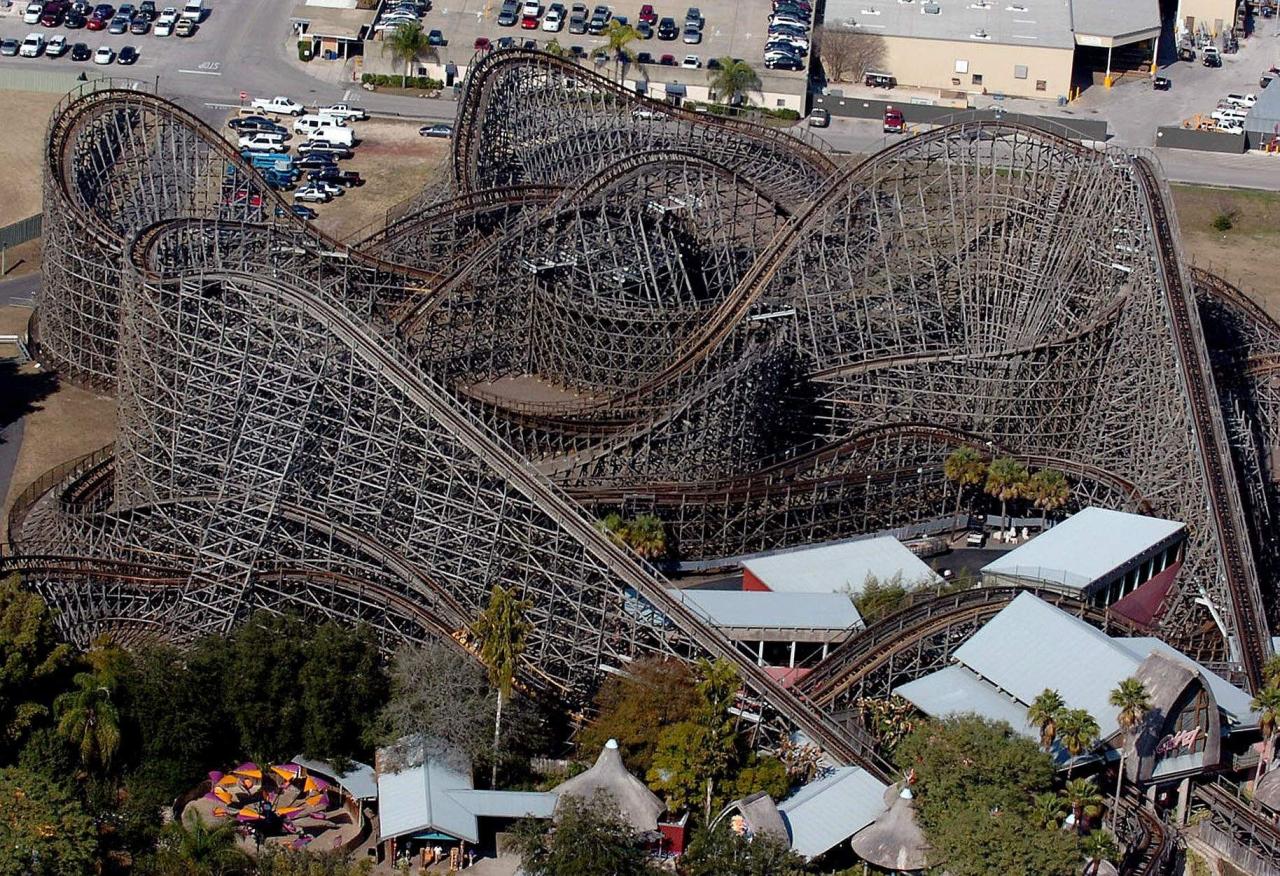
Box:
1211, 209, 1235, 232
297, 40, 312, 62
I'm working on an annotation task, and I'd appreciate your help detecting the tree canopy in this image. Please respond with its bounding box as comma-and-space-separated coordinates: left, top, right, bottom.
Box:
580, 657, 699, 774
513, 793, 658, 876
647, 659, 741, 819
0, 766, 97, 876
0, 575, 72, 752
680, 822, 806, 876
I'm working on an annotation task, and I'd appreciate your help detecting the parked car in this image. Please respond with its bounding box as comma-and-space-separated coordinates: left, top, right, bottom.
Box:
64, 11, 87, 27
107, 14, 130, 32
130, 15, 149, 33
427, 28, 445, 45
40, 2, 68, 27
681, 53, 699, 68
117, 44, 137, 63
174, 16, 194, 34
764, 53, 802, 70
69, 41, 91, 59
19, 33, 45, 57
883, 105, 905, 133
542, 3, 564, 30
638, 2, 656, 23
659, 52, 675, 65
239, 133, 286, 151
635, 20, 651, 37
521, 14, 538, 27
521, 0, 541, 15
295, 154, 339, 172
1204, 53, 1223, 68
309, 168, 364, 187
496, 35, 514, 47
568, 12, 587, 32
419, 122, 453, 137
808, 108, 830, 127
0, 38, 18, 56
1152, 76, 1171, 91
1224, 92, 1256, 108
474, 36, 492, 50
656, 16, 677, 38
154, 13, 173, 34
279, 204, 318, 220
21, 2, 43, 25
46, 35, 69, 56
294, 185, 332, 204
319, 103, 367, 121
635, 50, 653, 63
497, 2, 519, 25
684, 6, 702, 27
230, 116, 287, 134
681, 26, 700, 43
92, 44, 113, 62
138, 0, 156, 19
588, 4, 610, 33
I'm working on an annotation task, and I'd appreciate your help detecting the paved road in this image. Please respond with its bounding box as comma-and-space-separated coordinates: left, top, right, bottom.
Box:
0, 273, 38, 308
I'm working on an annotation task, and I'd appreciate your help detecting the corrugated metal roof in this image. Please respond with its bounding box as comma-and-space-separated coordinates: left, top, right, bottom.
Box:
952, 592, 1139, 738
446, 789, 558, 819
778, 767, 888, 859
981, 507, 1184, 591
377, 750, 478, 843
292, 755, 377, 800
895, 665, 1032, 736
822, 0, 1077, 50
667, 589, 862, 631
742, 536, 940, 596
1071, 0, 1160, 40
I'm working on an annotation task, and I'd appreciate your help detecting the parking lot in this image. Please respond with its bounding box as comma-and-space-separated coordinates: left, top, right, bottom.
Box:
0, 0, 227, 75
372, 0, 808, 106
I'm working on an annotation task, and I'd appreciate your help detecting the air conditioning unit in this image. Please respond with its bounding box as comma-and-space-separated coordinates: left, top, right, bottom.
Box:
972, 27, 990, 38
921, 2, 941, 13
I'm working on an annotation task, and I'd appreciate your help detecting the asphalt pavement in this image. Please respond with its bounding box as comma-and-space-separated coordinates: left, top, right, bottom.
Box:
0, 273, 38, 308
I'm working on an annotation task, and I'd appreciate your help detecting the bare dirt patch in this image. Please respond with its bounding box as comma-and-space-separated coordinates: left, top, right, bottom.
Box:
1171, 184, 1280, 320
0, 91, 62, 225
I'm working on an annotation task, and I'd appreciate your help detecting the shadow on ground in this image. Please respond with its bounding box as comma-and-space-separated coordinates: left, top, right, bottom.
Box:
0, 359, 59, 443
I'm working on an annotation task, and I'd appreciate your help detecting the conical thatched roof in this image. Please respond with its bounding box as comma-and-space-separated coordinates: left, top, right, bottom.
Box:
849, 784, 930, 872
1256, 768, 1280, 812
554, 740, 664, 832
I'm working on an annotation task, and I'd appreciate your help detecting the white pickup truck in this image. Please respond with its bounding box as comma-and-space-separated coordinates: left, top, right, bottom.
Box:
250, 96, 306, 116
319, 103, 368, 121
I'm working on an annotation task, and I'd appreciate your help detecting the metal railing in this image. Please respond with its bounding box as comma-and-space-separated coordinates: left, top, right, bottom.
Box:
0, 213, 41, 250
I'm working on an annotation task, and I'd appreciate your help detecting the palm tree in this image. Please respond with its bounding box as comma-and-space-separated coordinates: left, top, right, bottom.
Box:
1057, 708, 1100, 777
1030, 791, 1064, 830
383, 21, 431, 79
544, 37, 566, 57
1081, 830, 1119, 876
1060, 776, 1104, 834
597, 512, 627, 545
943, 446, 986, 527
709, 57, 761, 109
152, 810, 249, 876
622, 513, 667, 561
985, 456, 1029, 531
54, 670, 121, 772
1252, 684, 1280, 782
1026, 468, 1070, 528
1027, 688, 1066, 751
1263, 654, 1280, 689
1108, 677, 1150, 825
472, 583, 532, 786
603, 19, 640, 76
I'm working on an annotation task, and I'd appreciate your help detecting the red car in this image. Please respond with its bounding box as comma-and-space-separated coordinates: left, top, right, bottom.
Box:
86, 15, 107, 29
638, 3, 656, 23
474, 36, 492, 50
659, 52, 675, 65
521, 14, 538, 27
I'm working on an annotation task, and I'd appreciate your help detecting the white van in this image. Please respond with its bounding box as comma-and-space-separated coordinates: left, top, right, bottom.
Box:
309, 125, 355, 148
293, 114, 347, 135
181, 0, 204, 21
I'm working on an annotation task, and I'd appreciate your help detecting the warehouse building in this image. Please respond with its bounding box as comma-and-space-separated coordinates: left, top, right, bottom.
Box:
980, 507, 1185, 624
1245, 78, 1280, 150
820, 0, 1162, 100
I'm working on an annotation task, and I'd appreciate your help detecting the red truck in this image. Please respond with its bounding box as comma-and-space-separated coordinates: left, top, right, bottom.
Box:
883, 106, 905, 134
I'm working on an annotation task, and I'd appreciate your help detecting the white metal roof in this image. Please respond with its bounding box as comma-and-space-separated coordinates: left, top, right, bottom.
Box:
778, 767, 889, 859
292, 755, 377, 800
445, 789, 558, 819
897, 594, 1256, 743
667, 589, 863, 631
980, 507, 1184, 591
895, 665, 1033, 735
376, 748, 478, 843
742, 536, 940, 596
822, 0, 1158, 51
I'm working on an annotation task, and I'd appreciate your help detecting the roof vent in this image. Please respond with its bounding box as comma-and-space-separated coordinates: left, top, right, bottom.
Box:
861, 5, 880, 12
921, 2, 940, 13
970, 0, 989, 7
971, 27, 990, 38
1006, 3, 1027, 9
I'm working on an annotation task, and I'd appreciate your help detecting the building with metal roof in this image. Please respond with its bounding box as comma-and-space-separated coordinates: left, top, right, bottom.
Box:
741, 536, 940, 597
980, 507, 1185, 620
1245, 76, 1280, 150
819, 0, 1161, 99
292, 755, 378, 801
895, 593, 1258, 782
776, 766, 889, 859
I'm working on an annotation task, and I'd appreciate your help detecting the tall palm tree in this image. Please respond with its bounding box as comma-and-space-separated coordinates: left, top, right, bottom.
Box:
985, 456, 1029, 531
1252, 684, 1280, 782
1263, 654, 1280, 689
152, 810, 249, 876
1030, 791, 1064, 830
1081, 829, 1119, 876
1108, 677, 1150, 826
709, 58, 761, 109
1057, 708, 1100, 778
383, 21, 431, 79
472, 583, 532, 786
1026, 468, 1070, 528
603, 19, 640, 76
1060, 776, 1104, 834
1027, 688, 1066, 751
622, 514, 667, 561
54, 670, 121, 772
943, 446, 986, 527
